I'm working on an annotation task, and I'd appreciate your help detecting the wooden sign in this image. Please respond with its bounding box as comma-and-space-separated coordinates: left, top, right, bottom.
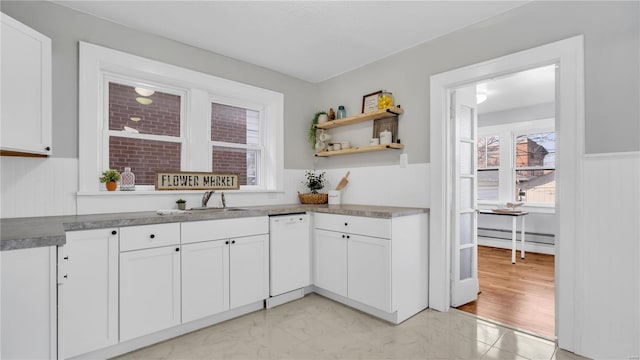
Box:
155, 171, 240, 191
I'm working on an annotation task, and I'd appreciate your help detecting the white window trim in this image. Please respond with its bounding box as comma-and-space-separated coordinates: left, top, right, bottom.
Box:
78, 42, 284, 194
478, 118, 555, 208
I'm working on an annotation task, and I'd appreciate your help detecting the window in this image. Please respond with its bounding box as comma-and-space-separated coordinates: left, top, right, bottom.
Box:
515, 132, 555, 204
477, 135, 500, 201
79, 42, 283, 194
106, 80, 184, 186
477, 119, 555, 206
211, 103, 261, 186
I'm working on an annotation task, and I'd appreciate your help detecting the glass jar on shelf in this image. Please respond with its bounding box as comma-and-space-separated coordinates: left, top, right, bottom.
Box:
378, 91, 394, 109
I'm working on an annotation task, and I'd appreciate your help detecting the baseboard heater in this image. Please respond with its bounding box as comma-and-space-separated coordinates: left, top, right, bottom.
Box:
477, 227, 555, 245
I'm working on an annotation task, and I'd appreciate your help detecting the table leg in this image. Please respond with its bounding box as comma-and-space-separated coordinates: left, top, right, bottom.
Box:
512, 217, 516, 264
521, 216, 526, 259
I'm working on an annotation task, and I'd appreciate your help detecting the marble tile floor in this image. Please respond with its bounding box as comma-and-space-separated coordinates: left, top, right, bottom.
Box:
116, 293, 586, 360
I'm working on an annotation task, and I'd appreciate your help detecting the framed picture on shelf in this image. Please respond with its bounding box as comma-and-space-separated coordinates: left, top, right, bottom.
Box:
362, 90, 382, 113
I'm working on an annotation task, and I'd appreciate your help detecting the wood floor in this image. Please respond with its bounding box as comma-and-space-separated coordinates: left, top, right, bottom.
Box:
456, 246, 555, 339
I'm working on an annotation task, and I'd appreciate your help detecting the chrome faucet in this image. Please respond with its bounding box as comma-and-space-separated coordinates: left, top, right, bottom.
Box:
221, 192, 226, 208
202, 190, 215, 207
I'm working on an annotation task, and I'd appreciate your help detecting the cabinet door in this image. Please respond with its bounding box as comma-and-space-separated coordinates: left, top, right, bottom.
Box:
1, 246, 56, 359
347, 235, 392, 312
313, 229, 347, 297
120, 246, 181, 341
60, 229, 118, 358
0, 13, 52, 155
182, 240, 229, 323
229, 234, 269, 308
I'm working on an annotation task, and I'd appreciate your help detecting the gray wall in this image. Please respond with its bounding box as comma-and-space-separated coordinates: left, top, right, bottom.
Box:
316, 1, 639, 169
2, 1, 638, 170
479, 102, 555, 127
0, 1, 318, 169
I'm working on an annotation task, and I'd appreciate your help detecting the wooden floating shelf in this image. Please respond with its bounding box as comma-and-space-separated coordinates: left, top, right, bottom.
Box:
315, 143, 404, 157
315, 107, 403, 130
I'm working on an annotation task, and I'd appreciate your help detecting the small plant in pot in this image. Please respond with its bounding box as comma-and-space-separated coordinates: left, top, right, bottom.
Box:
99, 169, 121, 191
298, 170, 328, 204
176, 198, 187, 210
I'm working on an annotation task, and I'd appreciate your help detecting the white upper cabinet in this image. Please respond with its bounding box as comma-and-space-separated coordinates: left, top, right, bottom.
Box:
1, 13, 52, 156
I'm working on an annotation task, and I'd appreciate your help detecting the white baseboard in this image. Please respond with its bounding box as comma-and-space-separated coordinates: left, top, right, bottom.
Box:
71, 301, 264, 359
478, 236, 555, 255
266, 288, 305, 308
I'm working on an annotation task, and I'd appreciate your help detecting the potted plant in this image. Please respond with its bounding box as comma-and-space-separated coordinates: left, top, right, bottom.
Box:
298, 170, 328, 204
99, 169, 120, 191
308, 111, 328, 149
176, 198, 187, 210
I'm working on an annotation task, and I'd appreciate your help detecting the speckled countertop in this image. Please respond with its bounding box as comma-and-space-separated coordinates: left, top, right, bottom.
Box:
1, 204, 428, 251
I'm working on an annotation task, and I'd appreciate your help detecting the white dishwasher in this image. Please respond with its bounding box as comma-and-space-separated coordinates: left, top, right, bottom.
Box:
269, 213, 311, 297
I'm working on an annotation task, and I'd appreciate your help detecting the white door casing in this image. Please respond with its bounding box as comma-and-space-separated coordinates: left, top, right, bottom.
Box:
450, 85, 479, 307
429, 35, 584, 352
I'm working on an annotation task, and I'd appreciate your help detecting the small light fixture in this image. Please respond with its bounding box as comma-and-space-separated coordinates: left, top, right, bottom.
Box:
136, 97, 153, 105
130, 116, 142, 122
134, 87, 155, 97
476, 91, 488, 104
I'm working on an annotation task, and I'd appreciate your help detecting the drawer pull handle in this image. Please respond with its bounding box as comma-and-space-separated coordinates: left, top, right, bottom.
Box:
175, 247, 180, 252
111, 230, 117, 235
232, 240, 236, 244
347, 235, 350, 239
225, 241, 229, 245
150, 234, 155, 239
63, 256, 69, 260
344, 222, 348, 226
342, 234, 345, 238
45, 146, 51, 151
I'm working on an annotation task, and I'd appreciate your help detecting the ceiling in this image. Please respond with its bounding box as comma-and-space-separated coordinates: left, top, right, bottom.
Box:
477, 64, 556, 114
53, 1, 530, 83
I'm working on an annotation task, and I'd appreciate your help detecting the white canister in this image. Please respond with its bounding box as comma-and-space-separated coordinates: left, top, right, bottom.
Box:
340, 141, 351, 149
370, 138, 380, 145
380, 130, 392, 145
328, 190, 341, 205
318, 114, 329, 123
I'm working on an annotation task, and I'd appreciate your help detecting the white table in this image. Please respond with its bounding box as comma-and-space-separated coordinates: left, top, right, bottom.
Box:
478, 210, 529, 264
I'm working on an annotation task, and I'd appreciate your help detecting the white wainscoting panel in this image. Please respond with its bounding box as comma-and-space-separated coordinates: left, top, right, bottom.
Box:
0, 157, 77, 218
577, 153, 639, 358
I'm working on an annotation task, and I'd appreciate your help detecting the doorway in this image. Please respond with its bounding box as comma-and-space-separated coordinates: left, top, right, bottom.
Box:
429, 36, 584, 350
454, 65, 557, 339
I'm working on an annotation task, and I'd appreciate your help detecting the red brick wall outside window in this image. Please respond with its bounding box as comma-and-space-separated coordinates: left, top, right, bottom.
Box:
211, 103, 259, 186
108, 82, 182, 185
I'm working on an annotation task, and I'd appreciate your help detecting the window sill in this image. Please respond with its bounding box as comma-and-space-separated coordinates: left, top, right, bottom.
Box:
77, 189, 284, 197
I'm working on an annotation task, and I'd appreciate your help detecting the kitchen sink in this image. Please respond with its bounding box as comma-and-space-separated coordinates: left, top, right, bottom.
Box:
189, 207, 249, 212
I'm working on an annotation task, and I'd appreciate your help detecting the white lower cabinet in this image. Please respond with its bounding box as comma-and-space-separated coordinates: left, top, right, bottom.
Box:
230, 234, 269, 308
181, 240, 229, 323
181, 217, 269, 318
119, 223, 181, 342
347, 234, 392, 312
59, 229, 118, 358
1, 246, 57, 359
313, 229, 348, 297
313, 212, 428, 323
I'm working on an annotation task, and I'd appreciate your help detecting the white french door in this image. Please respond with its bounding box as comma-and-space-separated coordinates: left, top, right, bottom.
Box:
450, 85, 479, 307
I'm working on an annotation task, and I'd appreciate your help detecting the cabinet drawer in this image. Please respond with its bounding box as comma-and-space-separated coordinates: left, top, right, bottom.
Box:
314, 213, 391, 239
120, 223, 180, 252
181, 216, 268, 244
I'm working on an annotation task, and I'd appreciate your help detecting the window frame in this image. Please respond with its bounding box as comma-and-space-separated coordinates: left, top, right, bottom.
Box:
477, 118, 555, 208
78, 42, 284, 194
